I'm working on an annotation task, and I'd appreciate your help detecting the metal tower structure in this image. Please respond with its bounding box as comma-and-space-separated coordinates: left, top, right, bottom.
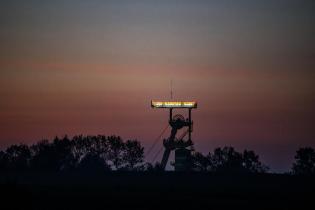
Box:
151, 101, 197, 171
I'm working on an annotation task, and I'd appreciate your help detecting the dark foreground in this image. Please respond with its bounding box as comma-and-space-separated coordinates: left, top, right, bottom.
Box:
1, 172, 314, 210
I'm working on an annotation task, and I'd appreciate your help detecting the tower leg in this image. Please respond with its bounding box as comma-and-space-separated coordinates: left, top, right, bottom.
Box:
188, 108, 192, 141
161, 149, 171, 170
169, 108, 173, 122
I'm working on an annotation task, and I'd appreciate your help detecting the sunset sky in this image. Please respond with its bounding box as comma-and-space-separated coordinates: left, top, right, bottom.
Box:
1, 0, 314, 172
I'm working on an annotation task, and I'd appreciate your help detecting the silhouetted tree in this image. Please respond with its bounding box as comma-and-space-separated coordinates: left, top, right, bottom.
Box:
191, 152, 210, 171
122, 140, 144, 170
243, 150, 269, 173
191, 147, 268, 173
107, 136, 125, 170
292, 147, 315, 176
0, 135, 146, 172
71, 135, 109, 168
208, 147, 244, 173
0, 151, 8, 171
5, 144, 31, 171
71, 135, 144, 171
77, 153, 111, 172
30, 136, 74, 171
30, 140, 58, 171
145, 162, 164, 172
53, 136, 76, 170
29, 140, 49, 170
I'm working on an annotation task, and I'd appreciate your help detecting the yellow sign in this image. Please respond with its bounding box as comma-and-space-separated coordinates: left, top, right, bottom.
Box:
151, 101, 197, 109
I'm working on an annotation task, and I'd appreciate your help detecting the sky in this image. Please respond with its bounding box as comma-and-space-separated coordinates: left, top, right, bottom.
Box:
0, 0, 314, 172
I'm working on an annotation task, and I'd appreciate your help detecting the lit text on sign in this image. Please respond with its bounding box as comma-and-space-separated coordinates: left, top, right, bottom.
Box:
151, 101, 197, 109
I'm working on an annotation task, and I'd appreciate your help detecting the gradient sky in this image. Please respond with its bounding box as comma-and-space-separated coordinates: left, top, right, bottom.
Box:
1, 0, 314, 172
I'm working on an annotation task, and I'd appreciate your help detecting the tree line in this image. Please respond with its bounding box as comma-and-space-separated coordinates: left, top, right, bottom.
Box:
0, 135, 314, 175
0, 135, 144, 172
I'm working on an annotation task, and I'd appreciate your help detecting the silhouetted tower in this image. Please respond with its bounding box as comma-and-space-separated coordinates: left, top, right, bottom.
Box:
151, 101, 197, 171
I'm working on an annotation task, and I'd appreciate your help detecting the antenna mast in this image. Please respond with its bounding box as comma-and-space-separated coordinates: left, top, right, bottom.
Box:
170, 79, 173, 99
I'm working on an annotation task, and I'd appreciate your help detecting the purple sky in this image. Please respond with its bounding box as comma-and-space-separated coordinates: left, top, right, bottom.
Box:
1, 0, 315, 172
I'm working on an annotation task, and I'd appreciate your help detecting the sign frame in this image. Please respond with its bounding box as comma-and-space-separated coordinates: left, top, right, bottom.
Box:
151, 100, 197, 109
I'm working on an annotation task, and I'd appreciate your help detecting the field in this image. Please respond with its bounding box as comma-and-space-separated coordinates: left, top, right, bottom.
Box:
1, 172, 314, 210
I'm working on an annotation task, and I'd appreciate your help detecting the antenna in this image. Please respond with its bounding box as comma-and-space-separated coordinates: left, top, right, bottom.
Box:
170, 79, 173, 99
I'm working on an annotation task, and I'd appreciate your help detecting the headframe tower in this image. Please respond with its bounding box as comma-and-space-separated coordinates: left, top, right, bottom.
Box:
151, 101, 197, 171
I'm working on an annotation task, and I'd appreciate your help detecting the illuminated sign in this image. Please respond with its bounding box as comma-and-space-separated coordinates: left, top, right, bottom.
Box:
151, 101, 197, 109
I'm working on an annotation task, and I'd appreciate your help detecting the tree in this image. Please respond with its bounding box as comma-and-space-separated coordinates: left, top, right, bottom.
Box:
191, 146, 269, 173
71, 135, 109, 168
191, 152, 210, 172
5, 144, 31, 171
0, 151, 8, 171
53, 136, 75, 170
292, 147, 315, 176
0, 135, 146, 172
30, 140, 53, 171
71, 135, 111, 171
77, 153, 111, 172
107, 136, 125, 170
30, 136, 74, 171
122, 140, 144, 170
208, 147, 244, 173
243, 150, 269, 173
144, 162, 164, 172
